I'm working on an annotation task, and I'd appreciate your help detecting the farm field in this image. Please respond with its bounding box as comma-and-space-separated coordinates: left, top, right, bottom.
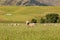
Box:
0, 23, 60, 40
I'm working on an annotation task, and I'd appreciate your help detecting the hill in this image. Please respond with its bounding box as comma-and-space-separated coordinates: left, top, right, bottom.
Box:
0, 0, 60, 6
0, 6, 60, 22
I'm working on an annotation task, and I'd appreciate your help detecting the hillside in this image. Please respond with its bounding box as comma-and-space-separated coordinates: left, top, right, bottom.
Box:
0, 6, 60, 22
0, 0, 60, 6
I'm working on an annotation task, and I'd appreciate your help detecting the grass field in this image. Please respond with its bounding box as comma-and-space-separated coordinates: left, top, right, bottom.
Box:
0, 23, 60, 40
0, 6, 60, 22
0, 6, 60, 40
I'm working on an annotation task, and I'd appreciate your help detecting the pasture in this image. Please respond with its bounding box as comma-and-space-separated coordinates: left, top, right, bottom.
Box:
0, 6, 60, 40
0, 6, 60, 22
0, 23, 60, 40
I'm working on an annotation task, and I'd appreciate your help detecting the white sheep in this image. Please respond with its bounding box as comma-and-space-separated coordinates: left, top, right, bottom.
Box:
11, 23, 20, 26
26, 21, 35, 27
28, 23, 35, 27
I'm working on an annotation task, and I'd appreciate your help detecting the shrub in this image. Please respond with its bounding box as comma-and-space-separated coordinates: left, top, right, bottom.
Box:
40, 18, 46, 23
31, 18, 37, 23
57, 18, 60, 23
45, 13, 59, 23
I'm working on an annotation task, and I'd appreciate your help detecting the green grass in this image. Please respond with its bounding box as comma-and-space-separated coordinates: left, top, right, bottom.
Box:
0, 6, 60, 22
0, 23, 60, 40
0, 6, 60, 40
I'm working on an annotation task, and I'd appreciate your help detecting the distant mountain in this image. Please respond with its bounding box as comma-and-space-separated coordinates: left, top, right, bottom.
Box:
0, 0, 60, 6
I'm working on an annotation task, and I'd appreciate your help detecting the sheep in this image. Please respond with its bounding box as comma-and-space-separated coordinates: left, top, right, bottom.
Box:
26, 21, 35, 27
7, 23, 20, 26
28, 23, 35, 27
10, 23, 19, 26
26, 21, 29, 25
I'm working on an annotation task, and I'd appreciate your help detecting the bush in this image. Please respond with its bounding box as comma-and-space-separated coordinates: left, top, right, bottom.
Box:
40, 13, 60, 23
31, 19, 37, 23
40, 18, 46, 23
57, 18, 60, 23
45, 13, 59, 23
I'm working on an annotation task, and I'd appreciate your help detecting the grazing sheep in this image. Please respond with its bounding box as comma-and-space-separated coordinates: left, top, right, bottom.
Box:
28, 23, 35, 27
11, 23, 20, 26
0, 23, 20, 26
11, 23, 19, 26
17, 23, 20, 26
26, 21, 35, 27
7, 23, 17, 26
26, 21, 29, 25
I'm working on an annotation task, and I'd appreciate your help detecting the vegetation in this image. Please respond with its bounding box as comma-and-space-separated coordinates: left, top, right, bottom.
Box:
31, 18, 37, 23
0, 6, 60, 40
46, 13, 59, 23
0, 6, 60, 23
40, 13, 60, 23
40, 17, 46, 23
0, 23, 60, 40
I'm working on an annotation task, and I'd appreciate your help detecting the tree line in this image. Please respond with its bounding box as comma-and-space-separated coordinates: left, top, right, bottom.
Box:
31, 13, 60, 23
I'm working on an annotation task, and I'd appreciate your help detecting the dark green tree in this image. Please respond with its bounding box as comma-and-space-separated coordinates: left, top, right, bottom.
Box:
40, 18, 46, 23
31, 19, 37, 23
45, 13, 59, 23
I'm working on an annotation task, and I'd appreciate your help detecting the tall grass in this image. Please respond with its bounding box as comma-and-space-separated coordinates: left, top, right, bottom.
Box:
0, 23, 60, 40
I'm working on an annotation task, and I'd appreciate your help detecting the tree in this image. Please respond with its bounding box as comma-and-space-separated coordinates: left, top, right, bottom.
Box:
31, 18, 37, 23
45, 13, 59, 23
40, 18, 46, 23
